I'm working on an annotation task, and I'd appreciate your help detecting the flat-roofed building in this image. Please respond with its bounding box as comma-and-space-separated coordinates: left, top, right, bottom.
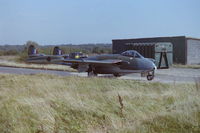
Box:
112, 36, 200, 65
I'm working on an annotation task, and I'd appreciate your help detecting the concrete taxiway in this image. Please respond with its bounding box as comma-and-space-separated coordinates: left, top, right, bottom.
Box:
0, 66, 200, 83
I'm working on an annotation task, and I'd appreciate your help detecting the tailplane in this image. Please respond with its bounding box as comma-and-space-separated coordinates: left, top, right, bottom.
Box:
53, 46, 62, 55
28, 45, 37, 56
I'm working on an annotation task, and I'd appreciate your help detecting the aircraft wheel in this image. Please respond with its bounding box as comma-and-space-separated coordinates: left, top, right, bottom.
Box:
147, 75, 154, 81
146, 70, 154, 81
88, 71, 97, 77
113, 73, 121, 77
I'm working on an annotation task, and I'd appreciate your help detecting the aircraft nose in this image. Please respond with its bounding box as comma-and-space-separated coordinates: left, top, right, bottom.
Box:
152, 62, 157, 71
146, 59, 157, 70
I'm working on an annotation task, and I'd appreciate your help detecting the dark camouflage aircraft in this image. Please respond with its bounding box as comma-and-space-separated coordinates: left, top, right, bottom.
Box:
27, 45, 157, 80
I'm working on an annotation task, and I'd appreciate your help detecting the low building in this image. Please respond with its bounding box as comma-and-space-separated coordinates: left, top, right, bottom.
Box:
112, 36, 200, 65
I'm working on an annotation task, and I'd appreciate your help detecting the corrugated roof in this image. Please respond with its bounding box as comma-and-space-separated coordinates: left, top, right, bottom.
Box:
113, 36, 200, 41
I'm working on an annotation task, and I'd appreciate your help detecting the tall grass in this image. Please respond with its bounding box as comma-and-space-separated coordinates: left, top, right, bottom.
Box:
0, 74, 199, 133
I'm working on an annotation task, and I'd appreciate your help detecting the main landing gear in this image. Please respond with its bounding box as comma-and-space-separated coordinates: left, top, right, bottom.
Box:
113, 73, 122, 77
87, 66, 97, 77
146, 70, 155, 81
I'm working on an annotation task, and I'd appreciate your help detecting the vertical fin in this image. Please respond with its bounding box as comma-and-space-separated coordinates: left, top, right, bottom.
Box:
28, 45, 37, 55
53, 46, 62, 55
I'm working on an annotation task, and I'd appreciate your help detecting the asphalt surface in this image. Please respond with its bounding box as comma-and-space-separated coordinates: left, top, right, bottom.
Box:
0, 66, 200, 83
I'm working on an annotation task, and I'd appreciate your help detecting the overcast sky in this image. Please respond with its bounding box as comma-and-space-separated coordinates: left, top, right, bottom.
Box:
0, 0, 200, 45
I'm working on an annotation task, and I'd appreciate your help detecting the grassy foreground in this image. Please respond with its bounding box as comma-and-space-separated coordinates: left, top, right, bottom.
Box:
0, 74, 200, 133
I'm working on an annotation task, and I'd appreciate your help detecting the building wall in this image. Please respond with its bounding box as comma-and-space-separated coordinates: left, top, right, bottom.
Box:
112, 36, 186, 64
187, 39, 200, 65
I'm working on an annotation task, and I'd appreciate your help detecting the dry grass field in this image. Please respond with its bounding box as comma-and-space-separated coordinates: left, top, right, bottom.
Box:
0, 73, 200, 133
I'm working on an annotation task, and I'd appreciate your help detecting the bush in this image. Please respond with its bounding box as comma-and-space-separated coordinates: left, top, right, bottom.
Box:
0, 50, 19, 56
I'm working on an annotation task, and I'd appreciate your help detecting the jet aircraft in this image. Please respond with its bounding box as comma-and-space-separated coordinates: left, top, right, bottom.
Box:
27, 45, 157, 80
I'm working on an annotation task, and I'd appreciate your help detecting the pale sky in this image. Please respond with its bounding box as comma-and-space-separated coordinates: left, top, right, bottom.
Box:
0, 0, 200, 45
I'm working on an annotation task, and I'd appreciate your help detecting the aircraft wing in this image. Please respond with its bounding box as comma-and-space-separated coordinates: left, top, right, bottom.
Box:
63, 59, 123, 65
26, 55, 64, 64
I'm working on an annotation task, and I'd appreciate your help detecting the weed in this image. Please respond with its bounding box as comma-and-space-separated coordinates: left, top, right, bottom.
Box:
194, 77, 200, 91
118, 94, 124, 117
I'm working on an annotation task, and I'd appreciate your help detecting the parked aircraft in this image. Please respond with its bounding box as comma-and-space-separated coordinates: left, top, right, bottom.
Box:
27, 45, 85, 64
27, 45, 157, 80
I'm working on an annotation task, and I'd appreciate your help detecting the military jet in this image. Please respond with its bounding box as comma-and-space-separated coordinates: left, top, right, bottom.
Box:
27, 45, 157, 80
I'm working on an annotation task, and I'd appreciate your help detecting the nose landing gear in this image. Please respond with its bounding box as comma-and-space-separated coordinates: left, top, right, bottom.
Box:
147, 70, 155, 81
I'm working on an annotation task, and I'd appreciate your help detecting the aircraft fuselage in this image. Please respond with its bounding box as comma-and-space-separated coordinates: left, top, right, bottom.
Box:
82, 54, 156, 75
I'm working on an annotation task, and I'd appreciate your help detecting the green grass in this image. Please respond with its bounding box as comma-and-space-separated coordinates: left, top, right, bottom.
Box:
0, 74, 200, 133
173, 64, 200, 69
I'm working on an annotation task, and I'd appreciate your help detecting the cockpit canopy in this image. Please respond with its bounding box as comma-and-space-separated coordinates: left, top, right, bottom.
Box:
121, 50, 143, 58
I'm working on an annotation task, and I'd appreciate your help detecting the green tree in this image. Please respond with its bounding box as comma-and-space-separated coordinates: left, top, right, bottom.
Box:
92, 46, 100, 54
24, 41, 39, 51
